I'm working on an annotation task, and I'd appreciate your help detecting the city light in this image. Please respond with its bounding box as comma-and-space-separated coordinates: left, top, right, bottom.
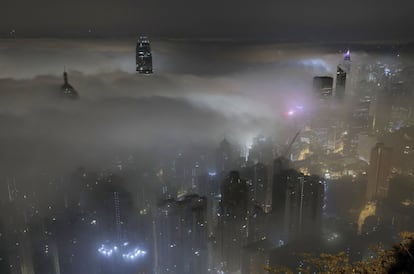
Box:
98, 242, 147, 262
208, 171, 217, 176
3, 13, 414, 274
122, 248, 147, 261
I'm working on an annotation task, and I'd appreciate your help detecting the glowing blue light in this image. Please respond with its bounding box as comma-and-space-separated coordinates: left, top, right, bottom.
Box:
208, 171, 217, 176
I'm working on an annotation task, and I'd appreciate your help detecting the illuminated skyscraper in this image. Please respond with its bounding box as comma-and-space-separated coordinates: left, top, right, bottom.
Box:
366, 143, 393, 201
335, 50, 351, 100
136, 36, 153, 74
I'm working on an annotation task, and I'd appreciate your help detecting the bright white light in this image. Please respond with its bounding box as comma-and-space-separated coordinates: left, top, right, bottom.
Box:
98, 242, 146, 261
98, 245, 115, 257
208, 171, 217, 176
122, 247, 147, 261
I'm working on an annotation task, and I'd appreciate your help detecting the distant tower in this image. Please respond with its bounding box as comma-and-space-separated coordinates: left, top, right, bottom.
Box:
344, 49, 351, 62
366, 143, 393, 201
60, 69, 79, 99
216, 139, 234, 174
136, 36, 153, 74
334, 50, 351, 100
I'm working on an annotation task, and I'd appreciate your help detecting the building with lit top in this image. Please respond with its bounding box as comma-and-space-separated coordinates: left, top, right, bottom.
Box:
136, 36, 153, 74
334, 50, 351, 100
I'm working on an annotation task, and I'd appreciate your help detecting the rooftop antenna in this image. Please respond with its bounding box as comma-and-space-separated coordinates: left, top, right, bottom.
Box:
344, 49, 351, 61
63, 66, 68, 85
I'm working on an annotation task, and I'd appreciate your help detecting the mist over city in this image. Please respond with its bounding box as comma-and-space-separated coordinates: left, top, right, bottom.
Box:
2, 1, 414, 273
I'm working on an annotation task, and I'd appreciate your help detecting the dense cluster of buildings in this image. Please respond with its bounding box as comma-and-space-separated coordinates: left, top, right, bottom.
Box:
1, 45, 414, 274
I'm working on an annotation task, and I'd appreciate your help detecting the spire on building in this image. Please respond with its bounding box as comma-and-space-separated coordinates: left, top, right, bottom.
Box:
344, 49, 351, 61
63, 67, 68, 85
60, 68, 79, 99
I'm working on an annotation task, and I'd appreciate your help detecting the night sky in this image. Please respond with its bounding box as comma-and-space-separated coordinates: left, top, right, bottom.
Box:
2, 0, 414, 41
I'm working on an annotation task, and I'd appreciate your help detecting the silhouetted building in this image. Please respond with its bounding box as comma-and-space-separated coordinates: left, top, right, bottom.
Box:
247, 135, 274, 164
155, 194, 207, 274
335, 66, 347, 99
384, 176, 414, 232
216, 139, 234, 174
97, 175, 135, 242
366, 143, 393, 201
218, 171, 249, 272
136, 36, 153, 74
313, 76, 333, 98
60, 70, 79, 99
221, 171, 249, 219
272, 164, 324, 241
244, 163, 268, 209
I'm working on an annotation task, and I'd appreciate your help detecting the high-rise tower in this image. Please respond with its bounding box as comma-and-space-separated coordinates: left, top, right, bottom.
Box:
334, 50, 351, 100
366, 143, 393, 201
61, 69, 79, 99
136, 36, 153, 74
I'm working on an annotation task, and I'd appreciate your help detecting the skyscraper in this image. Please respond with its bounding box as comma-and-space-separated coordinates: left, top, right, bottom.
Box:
244, 163, 268, 209
155, 194, 207, 274
313, 76, 333, 98
366, 143, 393, 201
335, 66, 347, 99
272, 162, 324, 241
334, 50, 351, 100
216, 139, 234, 174
136, 36, 153, 74
60, 70, 79, 99
218, 171, 249, 272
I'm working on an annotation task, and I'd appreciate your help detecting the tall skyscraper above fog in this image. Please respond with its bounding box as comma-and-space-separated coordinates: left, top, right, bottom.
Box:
366, 142, 393, 201
61, 70, 79, 99
136, 36, 153, 74
334, 50, 351, 100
